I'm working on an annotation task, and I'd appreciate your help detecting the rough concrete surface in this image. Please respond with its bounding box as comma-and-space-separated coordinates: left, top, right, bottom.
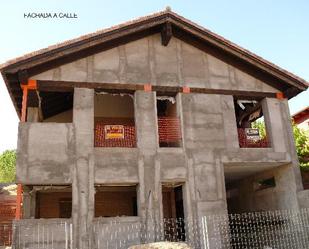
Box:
33, 34, 278, 94
14, 31, 306, 249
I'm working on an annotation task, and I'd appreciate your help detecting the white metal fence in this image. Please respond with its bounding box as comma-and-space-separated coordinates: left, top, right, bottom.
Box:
11, 219, 72, 249
202, 209, 309, 249
93, 217, 200, 249
4, 209, 309, 249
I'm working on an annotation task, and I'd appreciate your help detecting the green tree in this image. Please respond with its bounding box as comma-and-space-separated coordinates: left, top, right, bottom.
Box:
0, 150, 16, 183
293, 125, 309, 169
252, 120, 266, 138
252, 121, 309, 168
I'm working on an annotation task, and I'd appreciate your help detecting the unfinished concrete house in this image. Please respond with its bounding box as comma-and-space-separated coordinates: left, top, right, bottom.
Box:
1, 8, 308, 249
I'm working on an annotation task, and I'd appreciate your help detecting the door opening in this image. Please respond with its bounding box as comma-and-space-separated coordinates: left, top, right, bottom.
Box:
162, 183, 185, 241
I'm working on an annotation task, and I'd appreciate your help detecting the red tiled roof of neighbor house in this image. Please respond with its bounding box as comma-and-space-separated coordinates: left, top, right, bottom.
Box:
292, 106, 309, 125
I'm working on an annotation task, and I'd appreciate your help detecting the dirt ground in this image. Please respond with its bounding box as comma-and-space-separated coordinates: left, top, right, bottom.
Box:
129, 242, 191, 249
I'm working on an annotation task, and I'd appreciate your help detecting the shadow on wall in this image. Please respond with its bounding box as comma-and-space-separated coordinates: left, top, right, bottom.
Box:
301, 170, 309, 189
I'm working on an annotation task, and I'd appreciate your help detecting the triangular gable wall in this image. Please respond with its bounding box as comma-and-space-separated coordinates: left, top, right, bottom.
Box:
32, 34, 278, 93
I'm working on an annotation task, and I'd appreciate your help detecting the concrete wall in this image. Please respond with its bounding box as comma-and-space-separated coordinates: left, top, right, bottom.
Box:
18, 95, 301, 209
16, 123, 74, 184
94, 148, 139, 183
16, 91, 303, 248
16, 33, 305, 248
32, 34, 278, 93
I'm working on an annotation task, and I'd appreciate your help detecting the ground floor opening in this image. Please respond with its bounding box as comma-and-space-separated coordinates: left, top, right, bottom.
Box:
32, 185, 72, 219
95, 184, 138, 217
162, 183, 185, 241
224, 163, 298, 214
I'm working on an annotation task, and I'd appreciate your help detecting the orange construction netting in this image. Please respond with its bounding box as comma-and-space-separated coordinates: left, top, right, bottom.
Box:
95, 122, 136, 147
158, 117, 182, 143
94, 117, 182, 147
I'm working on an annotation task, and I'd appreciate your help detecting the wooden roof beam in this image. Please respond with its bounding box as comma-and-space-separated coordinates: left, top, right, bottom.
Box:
36, 79, 277, 99
161, 22, 172, 46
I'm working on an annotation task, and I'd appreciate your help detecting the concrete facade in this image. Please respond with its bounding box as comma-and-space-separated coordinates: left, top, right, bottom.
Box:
33, 34, 278, 93
14, 34, 307, 248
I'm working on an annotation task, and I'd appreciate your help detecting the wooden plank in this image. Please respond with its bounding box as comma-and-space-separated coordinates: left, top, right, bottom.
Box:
190, 88, 276, 99
27, 90, 40, 107
37, 80, 144, 92
18, 69, 29, 85
21, 87, 28, 122
37, 79, 277, 99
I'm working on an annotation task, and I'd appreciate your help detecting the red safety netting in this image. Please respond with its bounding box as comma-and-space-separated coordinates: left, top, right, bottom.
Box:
0, 204, 15, 246
94, 122, 136, 148
238, 128, 269, 148
95, 118, 182, 147
158, 117, 182, 143
0, 223, 12, 246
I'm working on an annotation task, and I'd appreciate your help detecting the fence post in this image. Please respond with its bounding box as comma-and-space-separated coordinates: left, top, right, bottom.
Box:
202, 216, 209, 249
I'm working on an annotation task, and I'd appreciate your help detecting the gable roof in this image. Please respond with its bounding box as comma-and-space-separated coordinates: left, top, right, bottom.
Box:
1, 8, 308, 118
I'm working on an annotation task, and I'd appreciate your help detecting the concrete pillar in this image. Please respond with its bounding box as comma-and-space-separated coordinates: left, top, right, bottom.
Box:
22, 186, 31, 218
220, 95, 239, 150
134, 90, 158, 154
26, 107, 40, 122
263, 98, 304, 209
277, 99, 307, 210
134, 90, 159, 241
73, 88, 94, 249
262, 98, 287, 153
181, 93, 228, 246
280, 99, 304, 191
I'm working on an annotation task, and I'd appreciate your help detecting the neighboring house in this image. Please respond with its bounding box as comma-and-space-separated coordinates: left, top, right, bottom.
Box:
0, 8, 308, 249
0, 184, 16, 223
293, 106, 309, 131
0, 184, 16, 246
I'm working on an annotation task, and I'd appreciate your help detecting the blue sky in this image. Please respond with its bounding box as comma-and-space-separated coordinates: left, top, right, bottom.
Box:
0, 0, 308, 152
